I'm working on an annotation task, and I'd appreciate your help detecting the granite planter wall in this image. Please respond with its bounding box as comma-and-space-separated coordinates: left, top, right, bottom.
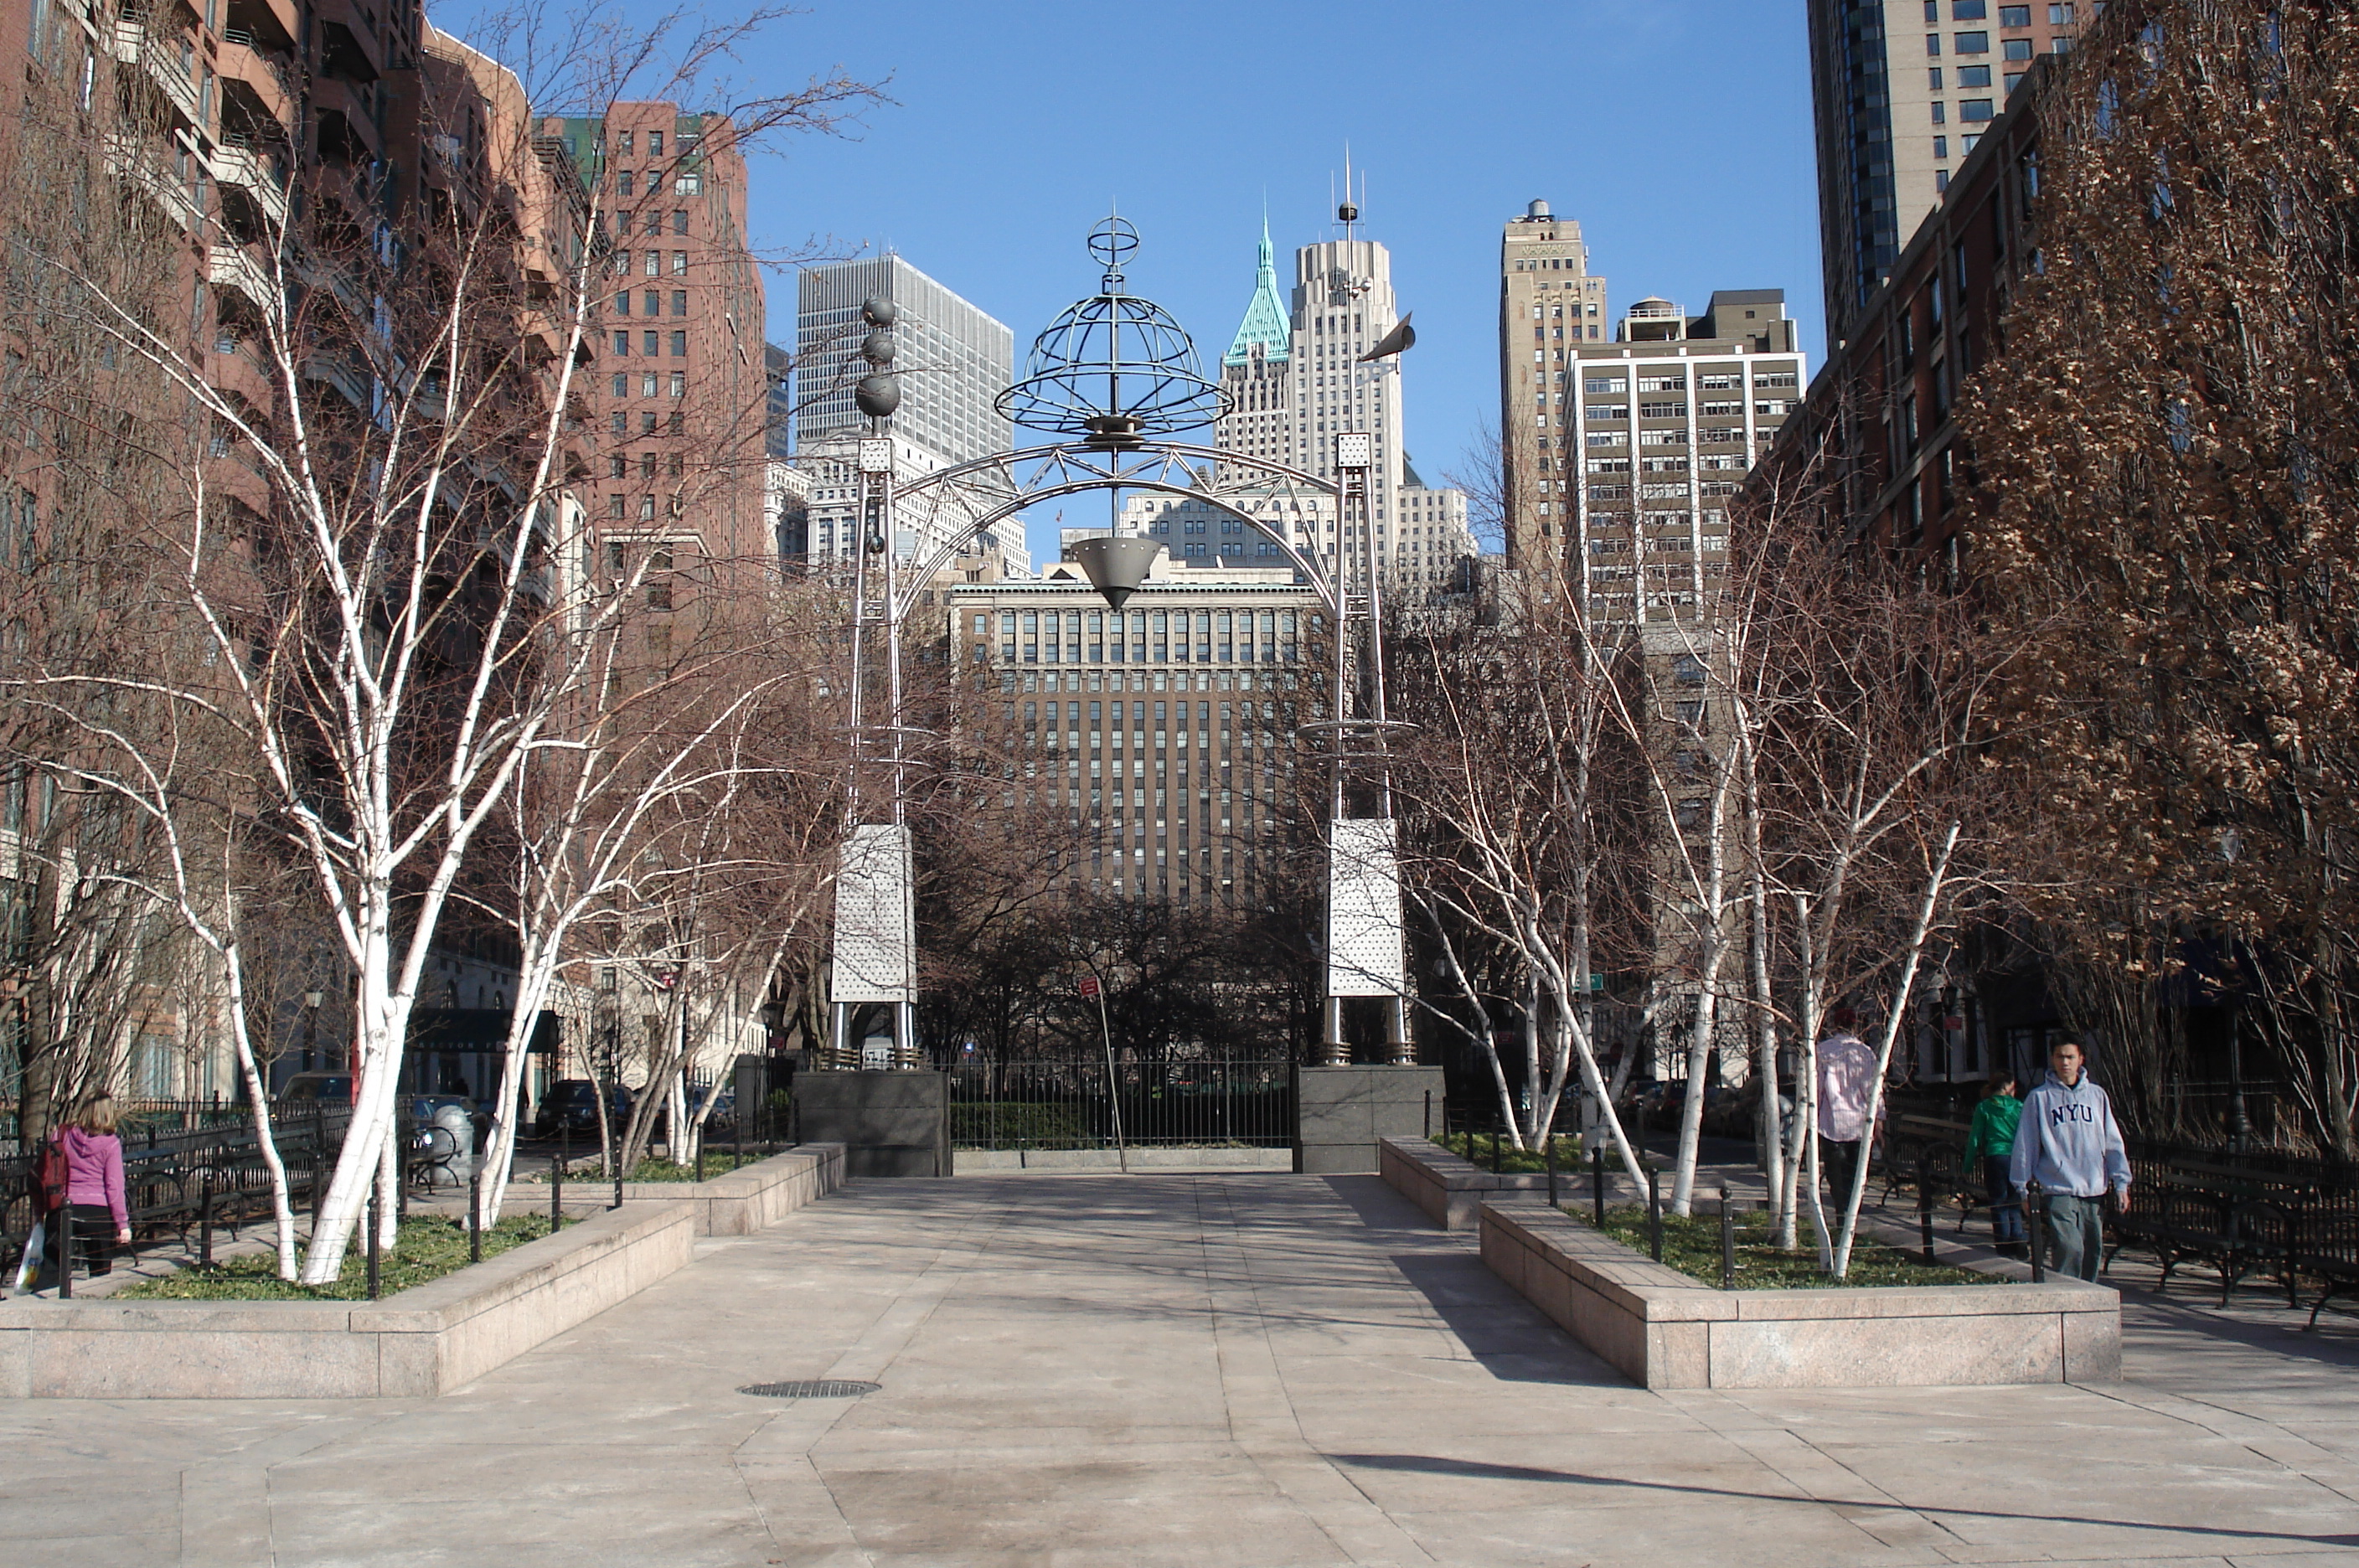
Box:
0, 1199, 696, 1400
1477, 1198, 2121, 1390
1377, 1135, 1572, 1228
604, 1142, 844, 1233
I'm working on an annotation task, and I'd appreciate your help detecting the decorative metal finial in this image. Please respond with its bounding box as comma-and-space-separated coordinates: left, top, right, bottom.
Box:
1087, 214, 1139, 289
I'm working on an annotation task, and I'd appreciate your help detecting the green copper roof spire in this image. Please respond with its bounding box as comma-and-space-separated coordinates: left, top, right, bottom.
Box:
1222, 217, 1293, 368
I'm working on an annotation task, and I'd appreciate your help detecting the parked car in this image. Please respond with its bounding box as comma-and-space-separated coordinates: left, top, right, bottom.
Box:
276, 1072, 354, 1105
689, 1086, 735, 1131
534, 1079, 630, 1138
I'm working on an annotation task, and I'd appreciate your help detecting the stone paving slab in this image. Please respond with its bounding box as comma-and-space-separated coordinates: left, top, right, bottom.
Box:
0, 1171, 2356, 1565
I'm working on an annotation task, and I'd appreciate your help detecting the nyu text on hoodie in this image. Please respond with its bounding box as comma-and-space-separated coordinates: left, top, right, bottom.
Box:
2008, 1071, 2132, 1198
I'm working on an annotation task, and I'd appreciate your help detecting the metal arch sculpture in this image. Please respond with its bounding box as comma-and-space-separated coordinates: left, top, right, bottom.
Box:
885, 442, 1345, 623
829, 219, 1412, 1071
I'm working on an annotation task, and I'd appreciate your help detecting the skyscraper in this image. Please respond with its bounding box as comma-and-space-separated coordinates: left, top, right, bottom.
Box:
1809, 0, 2081, 346
1212, 223, 1473, 591
795, 255, 1014, 466
1498, 202, 1809, 615
792, 255, 1025, 580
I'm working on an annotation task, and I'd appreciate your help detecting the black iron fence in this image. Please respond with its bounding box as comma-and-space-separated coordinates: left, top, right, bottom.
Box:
947, 1050, 1294, 1151
3, 1105, 357, 1286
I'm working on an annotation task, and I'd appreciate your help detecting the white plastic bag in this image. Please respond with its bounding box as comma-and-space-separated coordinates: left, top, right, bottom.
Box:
13, 1217, 44, 1294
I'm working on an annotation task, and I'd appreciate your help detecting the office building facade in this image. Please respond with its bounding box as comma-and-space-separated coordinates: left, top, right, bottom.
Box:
1809, 0, 2080, 345
946, 550, 1320, 909
795, 255, 1014, 467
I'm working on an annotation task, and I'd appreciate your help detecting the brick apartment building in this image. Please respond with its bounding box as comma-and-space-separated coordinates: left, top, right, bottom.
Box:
550, 103, 772, 625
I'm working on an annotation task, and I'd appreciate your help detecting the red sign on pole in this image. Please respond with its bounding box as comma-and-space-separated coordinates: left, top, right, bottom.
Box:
1077, 975, 1102, 999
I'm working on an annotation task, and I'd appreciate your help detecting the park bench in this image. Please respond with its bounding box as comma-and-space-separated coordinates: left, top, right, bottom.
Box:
2106, 1166, 2298, 1308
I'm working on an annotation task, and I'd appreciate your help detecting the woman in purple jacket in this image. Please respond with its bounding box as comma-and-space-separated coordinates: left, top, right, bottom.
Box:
54, 1091, 131, 1277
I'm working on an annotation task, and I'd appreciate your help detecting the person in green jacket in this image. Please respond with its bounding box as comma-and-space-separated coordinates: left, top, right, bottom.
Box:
1964, 1075, 2026, 1253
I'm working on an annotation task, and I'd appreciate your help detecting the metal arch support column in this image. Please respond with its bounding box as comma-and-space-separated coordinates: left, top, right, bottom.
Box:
1321, 433, 1415, 1069
834, 435, 919, 1073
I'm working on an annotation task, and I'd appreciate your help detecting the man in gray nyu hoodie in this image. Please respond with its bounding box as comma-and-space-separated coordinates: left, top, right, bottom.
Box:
2009, 1040, 2133, 1281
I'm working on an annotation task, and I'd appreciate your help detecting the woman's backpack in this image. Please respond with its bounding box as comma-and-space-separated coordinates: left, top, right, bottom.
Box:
34, 1133, 70, 1215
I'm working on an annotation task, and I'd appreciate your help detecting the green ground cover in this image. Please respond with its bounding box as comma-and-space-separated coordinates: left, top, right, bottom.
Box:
514, 1150, 772, 1183
1573, 1204, 1996, 1289
116, 1215, 570, 1301
1433, 1132, 1583, 1174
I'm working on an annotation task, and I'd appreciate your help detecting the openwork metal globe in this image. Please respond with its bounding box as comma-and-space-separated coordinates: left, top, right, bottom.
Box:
995, 217, 1231, 447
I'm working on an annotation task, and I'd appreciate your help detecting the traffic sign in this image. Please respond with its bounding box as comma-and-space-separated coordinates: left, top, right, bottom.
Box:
1077, 975, 1102, 999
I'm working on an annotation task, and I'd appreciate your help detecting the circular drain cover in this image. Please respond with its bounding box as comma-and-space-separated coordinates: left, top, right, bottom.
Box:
739, 1380, 880, 1399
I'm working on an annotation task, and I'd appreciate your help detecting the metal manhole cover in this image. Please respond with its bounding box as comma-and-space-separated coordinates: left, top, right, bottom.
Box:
739, 1380, 880, 1399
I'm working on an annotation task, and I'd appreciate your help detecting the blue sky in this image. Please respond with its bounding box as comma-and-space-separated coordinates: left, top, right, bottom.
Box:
491, 1, 1824, 562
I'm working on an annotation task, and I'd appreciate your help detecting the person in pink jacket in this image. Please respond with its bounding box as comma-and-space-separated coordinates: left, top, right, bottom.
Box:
54, 1091, 131, 1277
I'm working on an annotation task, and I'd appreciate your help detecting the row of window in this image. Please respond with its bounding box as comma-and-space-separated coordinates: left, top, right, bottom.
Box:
987, 670, 1300, 696
612, 168, 701, 198
613, 290, 690, 317
612, 372, 687, 398
1932, 1, 2070, 23
610, 410, 686, 436
611, 330, 689, 357
1580, 371, 1797, 394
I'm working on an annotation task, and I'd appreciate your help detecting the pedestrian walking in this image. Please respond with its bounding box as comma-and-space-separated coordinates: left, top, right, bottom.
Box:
1816, 1020, 1881, 1207
51, 1091, 132, 1281
2009, 1040, 2130, 1282
1964, 1074, 2026, 1255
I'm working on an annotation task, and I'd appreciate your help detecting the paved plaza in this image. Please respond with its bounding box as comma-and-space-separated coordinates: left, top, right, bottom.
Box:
7, 1171, 2359, 1566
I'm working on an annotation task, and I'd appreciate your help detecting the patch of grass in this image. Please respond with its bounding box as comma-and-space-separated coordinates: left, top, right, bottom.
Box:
514, 1150, 773, 1183
1573, 1204, 1997, 1289
615, 1152, 769, 1183
1434, 1132, 1583, 1175
116, 1214, 571, 1301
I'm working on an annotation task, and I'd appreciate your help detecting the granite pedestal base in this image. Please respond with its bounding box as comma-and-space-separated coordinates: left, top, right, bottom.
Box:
795, 1071, 950, 1177
1293, 1064, 1443, 1175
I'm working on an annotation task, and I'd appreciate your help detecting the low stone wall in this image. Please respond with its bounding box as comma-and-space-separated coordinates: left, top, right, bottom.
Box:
0, 1200, 696, 1400
1478, 1199, 2121, 1390
606, 1142, 844, 1234
1379, 1136, 1567, 1229
955, 1148, 1292, 1173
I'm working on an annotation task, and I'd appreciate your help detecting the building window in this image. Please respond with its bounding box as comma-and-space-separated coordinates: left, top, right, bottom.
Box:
673, 212, 688, 235
615, 291, 632, 316
610, 411, 627, 436
673, 250, 688, 274
669, 372, 685, 397
1931, 101, 1948, 123
2004, 36, 2032, 59
1955, 30, 1989, 52
608, 494, 625, 518
1933, 135, 1949, 158
2048, 2, 2073, 21
1937, 169, 1952, 193
1929, 65, 1943, 87
1959, 63, 1992, 85
611, 373, 627, 396
643, 331, 658, 355
1961, 97, 1995, 121
613, 331, 631, 355
1953, 0, 1985, 15
638, 494, 656, 520
1999, 3, 2030, 23
1926, 31, 1941, 54
644, 251, 659, 276
2005, 71, 2026, 92
668, 410, 684, 436
669, 332, 686, 357
618, 170, 634, 197
672, 290, 688, 317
